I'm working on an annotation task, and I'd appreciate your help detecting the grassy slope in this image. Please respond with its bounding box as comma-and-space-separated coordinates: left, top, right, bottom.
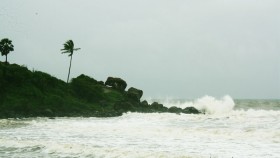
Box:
0, 62, 125, 118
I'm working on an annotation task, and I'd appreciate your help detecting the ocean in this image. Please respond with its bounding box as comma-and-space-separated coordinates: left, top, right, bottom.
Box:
0, 96, 279, 158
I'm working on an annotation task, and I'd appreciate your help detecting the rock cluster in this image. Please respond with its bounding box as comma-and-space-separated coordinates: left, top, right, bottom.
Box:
105, 77, 127, 91
105, 77, 200, 115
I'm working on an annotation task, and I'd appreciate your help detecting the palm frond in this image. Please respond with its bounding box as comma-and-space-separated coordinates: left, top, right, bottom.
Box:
73, 48, 81, 51
61, 50, 71, 54
61, 40, 80, 56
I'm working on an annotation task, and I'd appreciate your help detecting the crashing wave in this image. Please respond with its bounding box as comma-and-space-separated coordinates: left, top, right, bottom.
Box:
152, 95, 235, 114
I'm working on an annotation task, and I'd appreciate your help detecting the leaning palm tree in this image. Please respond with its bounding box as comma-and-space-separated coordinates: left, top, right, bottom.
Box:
61, 40, 80, 83
0, 38, 14, 64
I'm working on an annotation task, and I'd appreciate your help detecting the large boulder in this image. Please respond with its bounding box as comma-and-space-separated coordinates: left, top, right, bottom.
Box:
150, 102, 168, 112
127, 87, 143, 101
168, 106, 183, 113
182, 107, 200, 114
141, 100, 149, 106
105, 77, 127, 91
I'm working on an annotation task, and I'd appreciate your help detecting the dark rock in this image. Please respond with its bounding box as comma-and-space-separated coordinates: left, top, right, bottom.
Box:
151, 102, 163, 108
182, 107, 200, 114
150, 102, 168, 112
168, 106, 183, 113
105, 77, 127, 91
113, 101, 134, 112
75, 74, 98, 84
127, 87, 143, 101
141, 100, 149, 106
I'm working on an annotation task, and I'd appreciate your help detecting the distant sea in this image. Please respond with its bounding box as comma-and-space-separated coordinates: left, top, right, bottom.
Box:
0, 96, 279, 158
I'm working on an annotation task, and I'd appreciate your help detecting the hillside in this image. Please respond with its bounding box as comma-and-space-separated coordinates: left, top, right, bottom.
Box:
0, 62, 200, 118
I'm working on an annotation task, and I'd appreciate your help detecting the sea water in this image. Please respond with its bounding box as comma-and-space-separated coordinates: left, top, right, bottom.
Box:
0, 96, 279, 158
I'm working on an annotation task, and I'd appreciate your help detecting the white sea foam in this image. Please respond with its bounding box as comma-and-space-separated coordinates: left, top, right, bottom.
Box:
193, 95, 235, 114
0, 100, 279, 158
152, 95, 235, 114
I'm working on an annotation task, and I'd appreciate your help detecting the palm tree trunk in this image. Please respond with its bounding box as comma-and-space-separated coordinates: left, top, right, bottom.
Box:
67, 55, 73, 83
5, 55, 7, 65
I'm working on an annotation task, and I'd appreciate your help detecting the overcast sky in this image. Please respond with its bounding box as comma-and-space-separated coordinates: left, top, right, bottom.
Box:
0, 0, 279, 99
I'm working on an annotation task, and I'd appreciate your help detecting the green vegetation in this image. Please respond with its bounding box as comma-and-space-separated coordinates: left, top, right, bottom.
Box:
0, 62, 124, 118
0, 38, 14, 64
61, 40, 80, 83
0, 62, 200, 118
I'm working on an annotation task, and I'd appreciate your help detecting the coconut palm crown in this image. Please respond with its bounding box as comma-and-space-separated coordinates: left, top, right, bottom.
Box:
0, 38, 14, 64
61, 40, 80, 83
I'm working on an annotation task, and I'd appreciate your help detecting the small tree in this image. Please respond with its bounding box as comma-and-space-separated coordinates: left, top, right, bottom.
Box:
0, 38, 14, 64
61, 40, 80, 83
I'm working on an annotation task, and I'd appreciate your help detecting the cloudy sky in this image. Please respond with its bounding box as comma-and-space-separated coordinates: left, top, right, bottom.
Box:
0, 0, 279, 99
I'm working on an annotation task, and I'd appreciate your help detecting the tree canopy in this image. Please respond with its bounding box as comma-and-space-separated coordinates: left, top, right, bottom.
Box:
0, 38, 14, 64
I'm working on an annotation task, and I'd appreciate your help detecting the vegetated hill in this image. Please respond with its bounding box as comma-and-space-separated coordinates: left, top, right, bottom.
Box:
0, 62, 200, 118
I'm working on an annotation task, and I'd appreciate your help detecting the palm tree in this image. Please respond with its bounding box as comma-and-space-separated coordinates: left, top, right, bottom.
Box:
0, 38, 14, 64
61, 40, 80, 83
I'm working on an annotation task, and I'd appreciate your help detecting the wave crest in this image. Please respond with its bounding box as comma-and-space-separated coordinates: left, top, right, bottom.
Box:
153, 95, 235, 114
194, 95, 235, 114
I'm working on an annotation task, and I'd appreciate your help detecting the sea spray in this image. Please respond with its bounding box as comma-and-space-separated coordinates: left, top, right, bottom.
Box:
148, 95, 235, 114
194, 95, 235, 114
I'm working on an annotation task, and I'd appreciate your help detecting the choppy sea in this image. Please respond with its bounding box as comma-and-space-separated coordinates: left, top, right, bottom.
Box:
0, 96, 279, 158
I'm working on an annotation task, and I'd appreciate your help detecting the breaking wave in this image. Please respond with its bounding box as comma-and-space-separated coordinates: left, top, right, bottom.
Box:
149, 95, 235, 114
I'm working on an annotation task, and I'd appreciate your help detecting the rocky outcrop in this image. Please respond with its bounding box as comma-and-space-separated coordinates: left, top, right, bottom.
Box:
168, 106, 200, 114
182, 107, 200, 114
0, 63, 202, 118
141, 100, 149, 106
168, 106, 183, 113
105, 77, 127, 91
114, 101, 135, 112
127, 87, 143, 101
150, 102, 168, 112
